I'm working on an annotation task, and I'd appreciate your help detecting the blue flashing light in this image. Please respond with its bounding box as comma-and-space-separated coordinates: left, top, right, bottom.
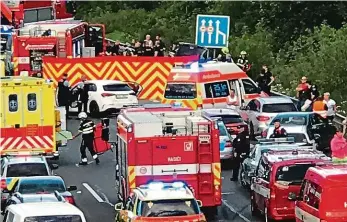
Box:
172, 182, 185, 188
148, 182, 164, 190
172, 102, 182, 108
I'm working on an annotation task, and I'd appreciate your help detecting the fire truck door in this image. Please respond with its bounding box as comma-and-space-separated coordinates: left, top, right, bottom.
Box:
1, 85, 23, 130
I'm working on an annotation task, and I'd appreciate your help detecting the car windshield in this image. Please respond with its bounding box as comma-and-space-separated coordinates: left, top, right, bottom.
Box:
7, 163, 49, 177
23, 195, 60, 203
262, 103, 297, 113
24, 215, 82, 222
164, 83, 197, 99
141, 199, 200, 217
103, 84, 132, 92
276, 164, 315, 185
18, 179, 66, 194
270, 115, 307, 126
213, 114, 244, 124
287, 133, 307, 143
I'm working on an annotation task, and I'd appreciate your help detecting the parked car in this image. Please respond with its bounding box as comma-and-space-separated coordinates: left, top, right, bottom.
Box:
240, 137, 300, 188
212, 118, 234, 166
263, 112, 336, 151
1, 156, 58, 211
3, 176, 77, 211
240, 97, 297, 138
69, 80, 139, 116
203, 108, 248, 138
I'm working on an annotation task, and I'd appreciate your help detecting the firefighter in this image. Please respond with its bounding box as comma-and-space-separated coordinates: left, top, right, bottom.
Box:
217, 47, 232, 62
57, 73, 71, 119
230, 127, 250, 181
236, 51, 250, 71
312, 96, 328, 119
72, 112, 100, 165
270, 119, 288, 138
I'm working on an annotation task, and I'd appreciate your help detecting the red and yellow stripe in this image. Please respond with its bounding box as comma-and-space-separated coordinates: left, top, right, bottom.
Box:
128, 166, 136, 189
212, 163, 221, 185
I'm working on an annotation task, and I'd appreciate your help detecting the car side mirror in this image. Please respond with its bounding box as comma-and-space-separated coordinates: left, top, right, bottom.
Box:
114, 202, 123, 211
288, 192, 297, 201
67, 186, 77, 191
197, 200, 203, 207
51, 164, 59, 170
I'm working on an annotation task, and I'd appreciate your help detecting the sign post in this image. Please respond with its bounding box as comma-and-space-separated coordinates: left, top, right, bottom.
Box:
195, 14, 230, 48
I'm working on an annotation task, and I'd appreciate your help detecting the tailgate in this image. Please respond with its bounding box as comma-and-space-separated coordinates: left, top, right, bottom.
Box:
274, 182, 301, 215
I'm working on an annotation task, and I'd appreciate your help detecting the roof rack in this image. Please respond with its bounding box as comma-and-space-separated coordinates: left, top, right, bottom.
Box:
257, 137, 295, 144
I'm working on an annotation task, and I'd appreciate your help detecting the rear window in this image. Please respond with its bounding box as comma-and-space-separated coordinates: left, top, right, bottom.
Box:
19, 179, 65, 194
164, 83, 197, 99
103, 84, 132, 92
6, 163, 49, 177
141, 199, 200, 217
270, 115, 307, 126
262, 103, 297, 113
276, 164, 315, 185
24, 215, 82, 222
215, 114, 244, 124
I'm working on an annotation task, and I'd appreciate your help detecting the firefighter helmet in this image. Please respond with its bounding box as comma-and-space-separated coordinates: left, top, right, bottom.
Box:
222, 47, 229, 54
240, 51, 247, 55
78, 112, 87, 119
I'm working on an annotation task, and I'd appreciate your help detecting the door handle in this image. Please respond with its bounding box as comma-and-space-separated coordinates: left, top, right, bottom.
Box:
15, 124, 20, 128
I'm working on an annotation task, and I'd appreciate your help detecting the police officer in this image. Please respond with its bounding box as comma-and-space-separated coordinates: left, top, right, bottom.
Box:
270, 119, 288, 138
73, 112, 100, 165
57, 73, 71, 119
230, 127, 250, 181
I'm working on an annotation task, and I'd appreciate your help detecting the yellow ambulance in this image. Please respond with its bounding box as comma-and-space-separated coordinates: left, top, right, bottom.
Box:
0, 76, 63, 158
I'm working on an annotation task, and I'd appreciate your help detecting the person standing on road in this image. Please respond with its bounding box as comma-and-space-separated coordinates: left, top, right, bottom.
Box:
330, 127, 347, 162
230, 127, 250, 181
323, 92, 336, 122
57, 73, 71, 119
270, 119, 288, 138
72, 112, 100, 165
256, 65, 274, 96
77, 75, 89, 113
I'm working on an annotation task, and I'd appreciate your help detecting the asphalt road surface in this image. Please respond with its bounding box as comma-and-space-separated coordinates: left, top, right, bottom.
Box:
57, 103, 264, 222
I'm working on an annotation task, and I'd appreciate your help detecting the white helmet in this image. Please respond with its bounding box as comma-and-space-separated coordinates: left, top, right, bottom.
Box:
78, 112, 87, 119
240, 51, 247, 55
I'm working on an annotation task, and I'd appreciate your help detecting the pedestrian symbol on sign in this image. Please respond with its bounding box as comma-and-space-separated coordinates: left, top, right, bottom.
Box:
184, 142, 193, 151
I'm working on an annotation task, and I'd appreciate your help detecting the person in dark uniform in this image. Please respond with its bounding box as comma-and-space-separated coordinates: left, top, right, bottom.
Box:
57, 73, 71, 119
132, 41, 144, 56
270, 119, 288, 138
106, 42, 113, 56
72, 112, 100, 165
78, 75, 89, 113
112, 40, 121, 55
230, 127, 250, 181
154, 40, 164, 57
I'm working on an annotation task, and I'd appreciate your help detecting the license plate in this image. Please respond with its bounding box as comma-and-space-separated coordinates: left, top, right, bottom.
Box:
116, 95, 127, 99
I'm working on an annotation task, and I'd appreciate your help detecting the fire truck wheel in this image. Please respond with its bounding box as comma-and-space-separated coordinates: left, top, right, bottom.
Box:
89, 101, 100, 118
250, 193, 260, 216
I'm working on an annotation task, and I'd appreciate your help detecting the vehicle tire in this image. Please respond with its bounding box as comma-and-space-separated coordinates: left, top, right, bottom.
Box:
249, 122, 255, 140
240, 166, 248, 188
89, 101, 100, 118
250, 193, 260, 216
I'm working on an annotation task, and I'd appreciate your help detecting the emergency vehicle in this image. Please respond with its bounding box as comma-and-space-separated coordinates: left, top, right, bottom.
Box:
114, 182, 206, 222
9, 20, 105, 76
1, 25, 13, 63
0, 76, 63, 157
162, 61, 263, 110
250, 149, 331, 221
294, 164, 347, 222
116, 104, 221, 211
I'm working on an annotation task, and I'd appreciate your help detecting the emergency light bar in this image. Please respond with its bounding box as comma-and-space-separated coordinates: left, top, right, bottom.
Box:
173, 62, 202, 69
258, 137, 295, 144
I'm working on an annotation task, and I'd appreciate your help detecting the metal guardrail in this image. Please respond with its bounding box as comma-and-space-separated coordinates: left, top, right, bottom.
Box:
271, 91, 345, 127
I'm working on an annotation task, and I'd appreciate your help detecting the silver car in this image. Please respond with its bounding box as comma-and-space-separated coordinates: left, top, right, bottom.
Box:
240, 97, 297, 137
240, 137, 300, 188
214, 119, 234, 163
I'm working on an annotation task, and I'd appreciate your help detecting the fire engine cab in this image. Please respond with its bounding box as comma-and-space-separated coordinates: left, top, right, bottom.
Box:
250, 149, 331, 221
10, 20, 105, 76
116, 104, 221, 211
162, 61, 263, 110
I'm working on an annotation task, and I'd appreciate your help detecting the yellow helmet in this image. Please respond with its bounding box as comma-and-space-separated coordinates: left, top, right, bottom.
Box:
240, 51, 247, 55
222, 47, 229, 54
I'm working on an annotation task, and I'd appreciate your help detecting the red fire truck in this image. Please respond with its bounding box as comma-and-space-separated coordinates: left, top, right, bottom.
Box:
11, 20, 105, 76
116, 105, 222, 211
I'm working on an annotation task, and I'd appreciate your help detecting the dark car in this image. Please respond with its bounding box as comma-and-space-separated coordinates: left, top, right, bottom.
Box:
265, 112, 336, 151
3, 176, 77, 211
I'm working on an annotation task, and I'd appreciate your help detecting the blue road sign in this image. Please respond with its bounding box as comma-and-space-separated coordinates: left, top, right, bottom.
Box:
195, 14, 230, 48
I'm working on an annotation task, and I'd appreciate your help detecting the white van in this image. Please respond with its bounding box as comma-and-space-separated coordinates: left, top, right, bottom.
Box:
2, 202, 86, 222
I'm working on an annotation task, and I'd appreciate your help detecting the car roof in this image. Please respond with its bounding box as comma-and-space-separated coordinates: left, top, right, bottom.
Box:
306, 164, 347, 187
202, 108, 240, 116
21, 194, 62, 203
263, 149, 330, 164
4, 156, 46, 164
257, 96, 293, 104
135, 185, 194, 201
86, 80, 127, 85
7, 202, 84, 217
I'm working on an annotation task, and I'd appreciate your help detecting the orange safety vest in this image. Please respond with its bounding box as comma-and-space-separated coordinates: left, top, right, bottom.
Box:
313, 101, 327, 118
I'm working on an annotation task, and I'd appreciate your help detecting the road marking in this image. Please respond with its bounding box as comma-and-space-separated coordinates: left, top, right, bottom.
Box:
95, 185, 114, 207
221, 192, 235, 195
82, 183, 104, 203
222, 199, 251, 222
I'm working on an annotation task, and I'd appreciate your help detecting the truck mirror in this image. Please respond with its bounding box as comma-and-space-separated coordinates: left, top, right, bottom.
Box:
288, 192, 297, 201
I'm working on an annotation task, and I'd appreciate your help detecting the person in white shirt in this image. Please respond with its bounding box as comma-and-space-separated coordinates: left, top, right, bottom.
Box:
226, 89, 239, 109
323, 92, 336, 122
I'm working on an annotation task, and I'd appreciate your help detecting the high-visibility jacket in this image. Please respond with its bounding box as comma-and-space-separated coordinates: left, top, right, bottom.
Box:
313, 100, 327, 118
